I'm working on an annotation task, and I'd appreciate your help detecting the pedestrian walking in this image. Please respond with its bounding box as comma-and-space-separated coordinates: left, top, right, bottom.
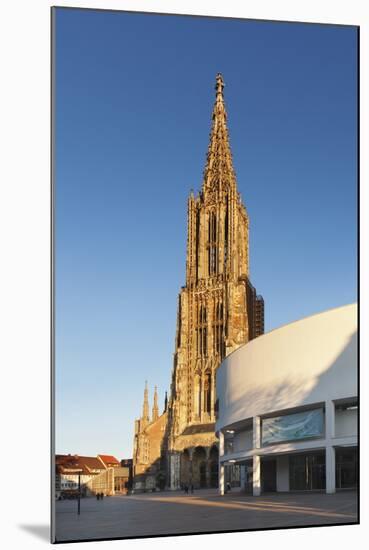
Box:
190, 484, 194, 494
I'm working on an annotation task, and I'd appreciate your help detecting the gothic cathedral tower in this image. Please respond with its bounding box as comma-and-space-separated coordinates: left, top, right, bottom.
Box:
166, 74, 264, 489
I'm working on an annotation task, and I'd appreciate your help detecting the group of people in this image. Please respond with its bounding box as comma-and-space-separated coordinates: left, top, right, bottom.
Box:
95, 492, 105, 500
182, 484, 194, 494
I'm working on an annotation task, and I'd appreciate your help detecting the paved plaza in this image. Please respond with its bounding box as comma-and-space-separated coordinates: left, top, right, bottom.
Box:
54, 489, 358, 542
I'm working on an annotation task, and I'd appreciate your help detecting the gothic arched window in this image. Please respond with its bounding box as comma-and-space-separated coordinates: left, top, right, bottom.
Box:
195, 210, 200, 281
214, 302, 225, 359
208, 212, 217, 276
197, 305, 208, 357
204, 372, 211, 413
194, 374, 201, 417
224, 203, 229, 267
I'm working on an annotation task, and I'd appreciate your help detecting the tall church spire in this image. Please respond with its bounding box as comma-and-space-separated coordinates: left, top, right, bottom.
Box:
133, 75, 264, 492
203, 73, 237, 194
142, 380, 150, 424
152, 386, 159, 422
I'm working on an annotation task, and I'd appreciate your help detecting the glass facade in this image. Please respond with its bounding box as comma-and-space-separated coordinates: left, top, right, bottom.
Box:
336, 448, 357, 489
224, 437, 234, 454
289, 453, 326, 491
245, 463, 253, 494
225, 464, 240, 488
261, 459, 277, 492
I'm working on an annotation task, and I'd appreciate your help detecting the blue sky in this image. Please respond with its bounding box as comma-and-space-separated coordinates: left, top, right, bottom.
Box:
54, 8, 357, 459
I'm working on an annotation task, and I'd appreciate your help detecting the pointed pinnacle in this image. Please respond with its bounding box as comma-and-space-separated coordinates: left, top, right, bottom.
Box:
202, 73, 236, 193
215, 73, 224, 96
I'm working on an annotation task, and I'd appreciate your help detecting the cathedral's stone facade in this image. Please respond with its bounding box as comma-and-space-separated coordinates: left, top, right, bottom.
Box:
133, 74, 264, 491
132, 383, 168, 491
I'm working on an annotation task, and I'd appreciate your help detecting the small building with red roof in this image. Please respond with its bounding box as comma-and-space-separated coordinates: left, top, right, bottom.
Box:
97, 455, 120, 468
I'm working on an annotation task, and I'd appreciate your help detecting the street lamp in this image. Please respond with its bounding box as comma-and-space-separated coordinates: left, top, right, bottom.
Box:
76, 469, 83, 515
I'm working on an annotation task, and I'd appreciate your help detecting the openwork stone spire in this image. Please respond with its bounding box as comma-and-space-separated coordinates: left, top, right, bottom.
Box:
132, 75, 264, 493
152, 385, 159, 422
203, 73, 237, 194
142, 380, 150, 424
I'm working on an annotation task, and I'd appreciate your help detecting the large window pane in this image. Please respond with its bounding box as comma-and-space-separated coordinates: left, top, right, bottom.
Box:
289, 453, 326, 491
336, 448, 357, 489
262, 409, 324, 445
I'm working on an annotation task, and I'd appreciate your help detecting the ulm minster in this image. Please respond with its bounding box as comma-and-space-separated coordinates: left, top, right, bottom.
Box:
54, 71, 357, 542
133, 74, 264, 492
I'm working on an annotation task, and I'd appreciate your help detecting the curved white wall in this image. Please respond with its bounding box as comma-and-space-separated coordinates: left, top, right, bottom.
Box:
216, 304, 357, 432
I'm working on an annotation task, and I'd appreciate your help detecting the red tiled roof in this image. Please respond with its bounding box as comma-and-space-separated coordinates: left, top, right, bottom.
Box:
79, 456, 106, 470
55, 454, 106, 473
56, 454, 80, 467
98, 454, 120, 465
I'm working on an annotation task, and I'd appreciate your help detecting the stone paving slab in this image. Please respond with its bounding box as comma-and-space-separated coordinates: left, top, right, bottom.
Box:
54, 489, 358, 542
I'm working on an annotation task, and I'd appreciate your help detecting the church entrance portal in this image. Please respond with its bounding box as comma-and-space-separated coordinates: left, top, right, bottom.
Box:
180, 449, 191, 487
200, 462, 207, 487
192, 447, 206, 488
180, 445, 219, 489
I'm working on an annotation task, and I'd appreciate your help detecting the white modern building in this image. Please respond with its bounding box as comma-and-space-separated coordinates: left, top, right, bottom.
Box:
216, 304, 357, 495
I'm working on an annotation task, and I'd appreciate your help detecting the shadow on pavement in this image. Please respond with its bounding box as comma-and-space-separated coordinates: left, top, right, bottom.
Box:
18, 524, 50, 542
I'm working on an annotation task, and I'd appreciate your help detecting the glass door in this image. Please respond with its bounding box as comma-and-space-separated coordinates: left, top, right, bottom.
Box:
290, 453, 326, 491
261, 459, 277, 492
336, 448, 357, 489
